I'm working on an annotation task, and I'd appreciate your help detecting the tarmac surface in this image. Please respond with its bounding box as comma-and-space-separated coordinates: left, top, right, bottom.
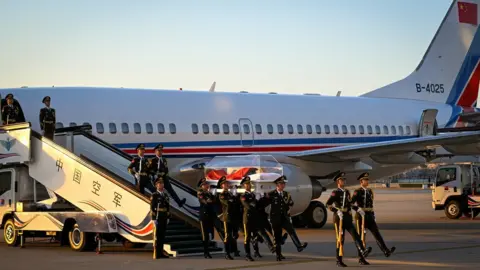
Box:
2, 188, 480, 270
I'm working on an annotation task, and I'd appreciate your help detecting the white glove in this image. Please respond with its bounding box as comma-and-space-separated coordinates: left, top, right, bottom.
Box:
154, 220, 158, 226
358, 208, 365, 216
337, 211, 343, 220
167, 219, 170, 225
232, 187, 237, 196
135, 173, 140, 181
255, 193, 261, 200
211, 188, 217, 195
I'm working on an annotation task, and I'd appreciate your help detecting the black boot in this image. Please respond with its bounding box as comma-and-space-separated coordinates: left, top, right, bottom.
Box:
337, 260, 347, 267
203, 241, 212, 258
224, 242, 233, 260
358, 258, 370, 265
290, 231, 308, 252
281, 233, 288, 245
244, 244, 254, 261
361, 247, 372, 258
384, 246, 396, 257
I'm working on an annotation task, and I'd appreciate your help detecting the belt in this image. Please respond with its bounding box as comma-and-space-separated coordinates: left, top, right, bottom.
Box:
139, 172, 148, 176
363, 208, 374, 212
43, 121, 54, 124
336, 208, 350, 212
155, 208, 168, 212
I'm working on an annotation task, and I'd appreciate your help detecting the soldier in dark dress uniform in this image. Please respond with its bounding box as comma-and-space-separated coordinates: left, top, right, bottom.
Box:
197, 177, 216, 259
148, 144, 186, 207
151, 177, 171, 259
239, 176, 257, 261
326, 172, 372, 267
128, 144, 150, 195
351, 172, 395, 259
39, 96, 56, 140
267, 175, 308, 261
252, 194, 281, 257
229, 188, 242, 257
2, 94, 21, 125
218, 176, 236, 260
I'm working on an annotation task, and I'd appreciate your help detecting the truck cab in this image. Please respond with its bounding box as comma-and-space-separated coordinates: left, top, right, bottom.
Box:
432, 163, 480, 219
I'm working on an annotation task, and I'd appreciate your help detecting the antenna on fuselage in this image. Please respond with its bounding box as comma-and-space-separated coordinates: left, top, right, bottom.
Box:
336, 91, 341, 97
209, 81, 216, 92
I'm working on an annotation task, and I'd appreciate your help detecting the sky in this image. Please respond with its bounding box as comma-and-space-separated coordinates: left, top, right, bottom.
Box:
0, 0, 453, 96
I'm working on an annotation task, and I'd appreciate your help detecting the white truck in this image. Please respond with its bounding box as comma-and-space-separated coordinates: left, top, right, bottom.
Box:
0, 123, 222, 256
431, 163, 480, 219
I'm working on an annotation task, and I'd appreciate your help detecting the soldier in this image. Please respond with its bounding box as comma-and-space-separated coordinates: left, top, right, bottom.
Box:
218, 176, 236, 260
197, 177, 215, 259
351, 172, 396, 258
148, 144, 186, 207
229, 187, 242, 257
267, 175, 308, 261
239, 176, 257, 261
326, 172, 372, 267
39, 96, 56, 140
252, 193, 282, 257
150, 177, 171, 259
2, 94, 20, 125
128, 144, 150, 194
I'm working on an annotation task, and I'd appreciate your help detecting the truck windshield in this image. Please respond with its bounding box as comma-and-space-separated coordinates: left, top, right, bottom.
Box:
436, 167, 456, 186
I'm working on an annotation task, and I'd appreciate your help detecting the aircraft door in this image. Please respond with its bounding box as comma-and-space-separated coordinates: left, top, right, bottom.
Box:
418, 109, 438, 136
238, 118, 254, 146
0, 169, 15, 223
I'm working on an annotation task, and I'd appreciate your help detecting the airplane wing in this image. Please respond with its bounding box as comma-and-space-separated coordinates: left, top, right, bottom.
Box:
285, 131, 480, 163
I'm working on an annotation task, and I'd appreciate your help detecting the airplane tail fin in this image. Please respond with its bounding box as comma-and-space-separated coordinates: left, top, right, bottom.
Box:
362, 0, 480, 108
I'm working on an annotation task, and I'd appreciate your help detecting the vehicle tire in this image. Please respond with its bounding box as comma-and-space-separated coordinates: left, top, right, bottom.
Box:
3, 219, 20, 247
68, 224, 95, 251
303, 201, 328, 228
122, 239, 147, 249
445, 200, 462, 219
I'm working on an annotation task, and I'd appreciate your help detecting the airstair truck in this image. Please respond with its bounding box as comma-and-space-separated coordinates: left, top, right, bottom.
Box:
0, 123, 222, 256
431, 163, 480, 219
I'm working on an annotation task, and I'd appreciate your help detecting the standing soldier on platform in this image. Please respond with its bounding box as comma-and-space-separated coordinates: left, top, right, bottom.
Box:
128, 144, 150, 195
351, 172, 396, 258
267, 176, 308, 261
197, 177, 216, 259
39, 96, 56, 140
218, 176, 236, 260
150, 177, 170, 259
326, 172, 372, 267
148, 144, 186, 207
2, 94, 20, 125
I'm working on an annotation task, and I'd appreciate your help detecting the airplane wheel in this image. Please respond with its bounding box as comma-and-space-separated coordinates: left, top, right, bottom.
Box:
3, 219, 20, 247
303, 201, 327, 228
445, 200, 462, 219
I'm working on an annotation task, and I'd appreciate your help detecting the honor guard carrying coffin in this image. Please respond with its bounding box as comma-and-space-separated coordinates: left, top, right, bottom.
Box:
39, 96, 56, 140
150, 177, 170, 259
148, 144, 186, 207
128, 144, 150, 195
239, 176, 257, 261
218, 176, 236, 260
197, 177, 216, 259
2, 94, 20, 125
267, 176, 308, 261
326, 172, 372, 267
351, 173, 396, 258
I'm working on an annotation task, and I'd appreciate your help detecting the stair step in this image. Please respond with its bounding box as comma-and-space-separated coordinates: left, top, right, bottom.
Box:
168, 219, 186, 226
166, 228, 199, 235
165, 234, 202, 242
175, 246, 223, 255
166, 224, 192, 230
169, 240, 217, 249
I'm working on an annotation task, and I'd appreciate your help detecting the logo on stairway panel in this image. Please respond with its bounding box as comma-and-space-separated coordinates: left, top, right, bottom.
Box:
0, 138, 16, 151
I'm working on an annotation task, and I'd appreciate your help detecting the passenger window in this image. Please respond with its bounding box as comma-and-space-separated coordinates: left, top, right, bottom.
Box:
146, 123, 153, 134
121, 123, 129, 134
267, 124, 274, 134
169, 123, 176, 134
391, 125, 396, 135
243, 124, 251, 134
350, 125, 356, 134
375, 125, 381, 134
315, 125, 321, 134
406, 126, 411, 135
277, 124, 284, 134
306, 124, 312, 134
359, 125, 364, 134
324, 125, 330, 134
399, 126, 404, 136
96, 123, 104, 134
134, 123, 141, 134
69, 122, 77, 127
383, 125, 389, 135
213, 124, 220, 134
287, 124, 294, 134
203, 124, 210, 134
233, 124, 239, 134
0, 171, 12, 197
83, 122, 90, 127
255, 124, 262, 134
341, 125, 347, 134
297, 124, 303, 134
367, 125, 373, 134
333, 125, 339, 134
192, 124, 199, 134
109, 123, 117, 134
223, 124, 230, 134
158, 123, 165, 134
55, 122, 64, 129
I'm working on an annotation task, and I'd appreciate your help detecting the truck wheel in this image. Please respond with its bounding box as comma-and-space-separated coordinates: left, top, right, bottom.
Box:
445, 200, 462, 219
68, 224, 95, 251
3, 219, 20, 247
303, 201, 328, 228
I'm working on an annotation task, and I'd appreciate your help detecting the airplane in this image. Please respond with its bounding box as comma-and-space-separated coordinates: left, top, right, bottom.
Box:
2, 0, 480, 228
